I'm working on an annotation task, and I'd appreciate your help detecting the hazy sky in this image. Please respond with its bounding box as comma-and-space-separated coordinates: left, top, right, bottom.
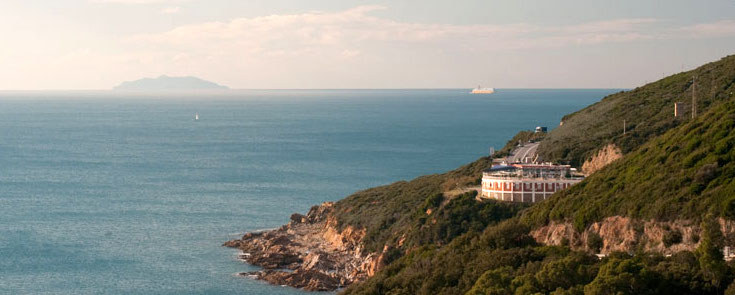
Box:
1, 0, 734, 89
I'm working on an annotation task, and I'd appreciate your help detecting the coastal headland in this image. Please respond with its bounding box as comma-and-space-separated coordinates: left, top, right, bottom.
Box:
224, 202, 383, 291
226, 54, 735, 293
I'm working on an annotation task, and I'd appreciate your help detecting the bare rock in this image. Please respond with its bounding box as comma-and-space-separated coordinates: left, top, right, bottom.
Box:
306, 202, 334, 223
245, 269, 343, 291
290, 213, 307, 224
582, 143, 622, 175
225, 201, 379, 291
222, 239, 242, 248
531, 216, 735, 255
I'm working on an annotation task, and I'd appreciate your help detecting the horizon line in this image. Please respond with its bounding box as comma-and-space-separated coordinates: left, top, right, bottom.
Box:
0, 87, 629, 92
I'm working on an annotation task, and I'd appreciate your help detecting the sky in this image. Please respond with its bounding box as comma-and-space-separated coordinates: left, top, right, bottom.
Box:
0, 0, 734, 90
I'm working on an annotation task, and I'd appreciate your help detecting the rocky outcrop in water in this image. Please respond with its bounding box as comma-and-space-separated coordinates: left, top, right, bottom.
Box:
224, 202, 381, 291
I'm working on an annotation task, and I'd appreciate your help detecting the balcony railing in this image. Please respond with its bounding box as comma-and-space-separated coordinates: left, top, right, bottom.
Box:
482, 173, 585, 181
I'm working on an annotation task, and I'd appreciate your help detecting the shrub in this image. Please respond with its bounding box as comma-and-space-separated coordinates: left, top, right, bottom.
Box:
524, 99, 735, 229
723, 197, 735, 220
690, 183, 706, 195
422, 193, 444, 210
587, 232, 604, 253
694, 163, 719, 185
663, 230, 683, 247
715, 140, 731, 155
725, 280, 735, 295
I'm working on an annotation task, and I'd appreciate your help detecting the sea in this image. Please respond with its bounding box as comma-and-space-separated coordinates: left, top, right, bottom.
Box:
0, 89, 619, 294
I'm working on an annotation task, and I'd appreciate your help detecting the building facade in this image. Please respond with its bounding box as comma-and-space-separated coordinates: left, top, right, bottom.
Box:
481, 163, 583, 203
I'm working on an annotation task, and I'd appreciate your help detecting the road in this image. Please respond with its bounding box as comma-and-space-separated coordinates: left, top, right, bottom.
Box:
507, 142, 539, 163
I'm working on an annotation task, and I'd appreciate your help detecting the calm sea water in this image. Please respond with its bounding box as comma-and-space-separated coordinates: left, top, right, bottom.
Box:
0, 89, 617, 294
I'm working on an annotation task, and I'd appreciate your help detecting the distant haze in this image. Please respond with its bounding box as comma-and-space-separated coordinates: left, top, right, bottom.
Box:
114, 75, 228, 90
0, 0, 734, 90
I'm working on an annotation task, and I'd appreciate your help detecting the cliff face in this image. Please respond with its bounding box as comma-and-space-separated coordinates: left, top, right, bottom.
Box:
581, 143, 622, 175
223, 202, 382, 291
531, 216, 735, 254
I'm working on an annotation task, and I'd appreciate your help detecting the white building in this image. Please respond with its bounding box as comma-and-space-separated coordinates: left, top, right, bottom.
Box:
481, 163, 583, 203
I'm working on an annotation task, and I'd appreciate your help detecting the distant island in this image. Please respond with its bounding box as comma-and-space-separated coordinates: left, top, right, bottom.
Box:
113, 75, 228, 90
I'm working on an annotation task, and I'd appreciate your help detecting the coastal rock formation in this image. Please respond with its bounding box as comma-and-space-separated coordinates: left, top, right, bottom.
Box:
224, 202, 380, 291
531, 216, 735, 254
581, 143, 622, 175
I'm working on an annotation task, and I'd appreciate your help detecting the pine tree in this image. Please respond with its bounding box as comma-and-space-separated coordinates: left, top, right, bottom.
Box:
696, 213, 727, 289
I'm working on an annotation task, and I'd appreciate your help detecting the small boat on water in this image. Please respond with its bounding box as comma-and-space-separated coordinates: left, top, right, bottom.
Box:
471, 86, 495, 94
195, 112, 199, 121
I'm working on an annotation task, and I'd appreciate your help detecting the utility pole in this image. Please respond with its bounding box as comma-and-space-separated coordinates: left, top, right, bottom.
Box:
692, 76, 697, 119
623, 119, 626, 135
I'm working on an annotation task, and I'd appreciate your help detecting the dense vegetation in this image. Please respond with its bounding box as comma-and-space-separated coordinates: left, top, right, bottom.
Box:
333, 128, 544, 253
409, 191, 529, 247
331, 54, 735, 294
538, 55, 735, 167
523, 98, 735, 230
344, 217, 735, 295
333, 153, 531, 252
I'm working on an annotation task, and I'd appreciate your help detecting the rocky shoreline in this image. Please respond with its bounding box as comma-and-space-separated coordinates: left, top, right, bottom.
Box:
223, 202, 383, 291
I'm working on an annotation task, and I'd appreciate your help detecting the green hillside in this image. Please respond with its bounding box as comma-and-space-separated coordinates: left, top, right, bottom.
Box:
334, 54, 735, 294
344, 217, 735, 295
334, 53, 735, 257
538, 55, 735, 167
524, 97, 735, 231
343, 82, 735, 295
331, 124, 549, 253
333, 153, 528, 253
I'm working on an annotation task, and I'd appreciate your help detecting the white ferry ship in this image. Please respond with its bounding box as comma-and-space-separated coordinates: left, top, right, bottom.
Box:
471, 86, 495, 94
